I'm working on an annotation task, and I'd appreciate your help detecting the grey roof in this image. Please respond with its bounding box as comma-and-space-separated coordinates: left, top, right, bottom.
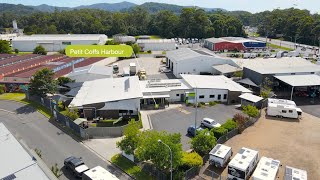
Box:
239, 93, 263, 103
51, 94, 69, 102
67, 65, 113, 82
98, 99, 140, 111
274, 74, 320, 87
166, 48, 210, 62
237, 78, 259, 87
65, 87, 81, 97
64, 82, 84, 89
0, 123, 51, 180
212, 64, 241, 74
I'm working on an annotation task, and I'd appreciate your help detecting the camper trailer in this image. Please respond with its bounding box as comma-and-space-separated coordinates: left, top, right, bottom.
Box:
82, 166, 119, 180
284, 166, 307, 180
122, 67, 130, 77
209, 144, 232, 168
252, 157, 280, 180
267, 103, 302, 119
267, 98, 296, 106
129, 63, 136, 76
228, 147, 259, 180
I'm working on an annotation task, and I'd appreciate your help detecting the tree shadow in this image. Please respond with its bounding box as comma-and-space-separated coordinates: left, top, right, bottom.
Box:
265, 115, 300, 123
48, 118, 82, 142
15, 104, 37, 114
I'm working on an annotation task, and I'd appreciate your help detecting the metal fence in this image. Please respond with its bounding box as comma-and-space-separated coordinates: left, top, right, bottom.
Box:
138, 162, 168, 180
184, 166, 200, 180
84, 125, 127, 138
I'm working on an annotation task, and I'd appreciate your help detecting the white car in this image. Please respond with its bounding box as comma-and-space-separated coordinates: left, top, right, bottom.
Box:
201, 118, 221, 128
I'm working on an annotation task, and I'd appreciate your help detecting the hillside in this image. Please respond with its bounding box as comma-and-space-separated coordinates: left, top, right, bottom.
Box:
0, 3, 38, 14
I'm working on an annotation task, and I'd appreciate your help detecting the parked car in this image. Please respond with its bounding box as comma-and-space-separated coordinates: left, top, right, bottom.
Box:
187, 125, 205, 137
201, 118, 221, 129
64, 156, 89, 178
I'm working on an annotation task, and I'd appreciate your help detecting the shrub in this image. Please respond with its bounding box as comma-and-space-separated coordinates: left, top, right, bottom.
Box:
233, 113, 248, 133
14, 48, 19, 54
186, 103, 193, 107
190, 129, 216, 156
61, 107, 79, 120
211, 127, 228, 139
147, 50, 152, 53
181, 152, 203, 169
208, 101, 217, 106
0, 84, 5, 94
242, 105, 260, 118
221, 119, 238, 131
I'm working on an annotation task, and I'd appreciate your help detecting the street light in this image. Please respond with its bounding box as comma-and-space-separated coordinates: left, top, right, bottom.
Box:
158, 139, 172, 180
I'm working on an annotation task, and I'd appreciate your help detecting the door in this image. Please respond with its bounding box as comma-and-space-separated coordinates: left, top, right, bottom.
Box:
180, 94, 185, 102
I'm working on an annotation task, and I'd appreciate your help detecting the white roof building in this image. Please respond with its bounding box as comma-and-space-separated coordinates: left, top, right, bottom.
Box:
252, 156, 280, 180
70, 76, 143, 107
239, 93, 263, 103
0, 123, 54, 180
137, 39, 176, 51
274, 74, 320, 87
67, 64, 113, 82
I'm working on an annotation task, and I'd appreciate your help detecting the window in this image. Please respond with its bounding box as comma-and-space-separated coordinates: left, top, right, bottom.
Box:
199, 95, 205, 99
223, 94, 227, 99
291, 73, 295, 75
282, 110, 287, 113
129, 110, 133, 113
289, 110, 293, 113
62, 42, 71, 45
311, 72, 315, 74
210, 95, 215, 98
176, 94, 180, 97
218, 95, 221, 100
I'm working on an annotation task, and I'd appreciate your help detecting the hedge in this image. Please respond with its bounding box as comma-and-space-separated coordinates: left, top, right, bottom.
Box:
221, 119, 238, 131
211, 127, 228, 139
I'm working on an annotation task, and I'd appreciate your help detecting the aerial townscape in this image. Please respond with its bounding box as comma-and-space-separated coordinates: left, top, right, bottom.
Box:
0, 0, 319, 180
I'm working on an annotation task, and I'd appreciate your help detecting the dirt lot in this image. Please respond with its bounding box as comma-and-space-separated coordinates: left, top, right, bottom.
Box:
215, 110, 320, 179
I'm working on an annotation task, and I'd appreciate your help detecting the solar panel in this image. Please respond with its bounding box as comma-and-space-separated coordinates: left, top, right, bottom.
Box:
2, 174, 16, 180
238, 148, 245, 154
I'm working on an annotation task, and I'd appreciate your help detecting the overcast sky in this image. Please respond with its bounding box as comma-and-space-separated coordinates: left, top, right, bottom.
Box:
3, 0, 319, 13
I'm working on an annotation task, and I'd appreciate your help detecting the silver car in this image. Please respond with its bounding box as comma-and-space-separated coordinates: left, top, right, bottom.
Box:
201, 118, 221, 129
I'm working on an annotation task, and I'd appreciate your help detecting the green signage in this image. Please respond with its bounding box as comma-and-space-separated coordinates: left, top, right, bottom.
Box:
65, 45, 133, 57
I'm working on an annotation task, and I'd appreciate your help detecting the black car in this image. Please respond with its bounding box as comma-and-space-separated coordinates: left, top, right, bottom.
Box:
64, 156, 89, 178
187, 125, 205, 137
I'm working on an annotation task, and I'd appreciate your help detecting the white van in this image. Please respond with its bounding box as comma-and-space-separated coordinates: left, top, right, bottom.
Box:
82, 166, 119, 180
209, 144, 232, 168
284, 166, 307, 180
267, 103, 302, 119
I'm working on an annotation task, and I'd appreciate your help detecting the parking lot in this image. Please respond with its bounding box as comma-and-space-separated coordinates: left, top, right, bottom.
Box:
200, 110, 320, 179
149, 104, 241, 150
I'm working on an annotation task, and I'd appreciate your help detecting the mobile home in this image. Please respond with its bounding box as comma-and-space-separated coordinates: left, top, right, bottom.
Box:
209, 144, 232, 168
267, 103, 302, 118
252, 156, 280, 180
267, 98, 296, 106
284, 166, 307, 180
228, 147, 259, 180
82, 166, 119, 180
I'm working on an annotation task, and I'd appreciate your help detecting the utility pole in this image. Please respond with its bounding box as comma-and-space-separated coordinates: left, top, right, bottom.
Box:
158, 140, 172, 180
194, 85, 198, 136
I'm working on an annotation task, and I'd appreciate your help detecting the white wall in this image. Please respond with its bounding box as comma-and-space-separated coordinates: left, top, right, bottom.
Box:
188, 88, 229, 103
139, 42, 176, 51
168, 89, 190, 102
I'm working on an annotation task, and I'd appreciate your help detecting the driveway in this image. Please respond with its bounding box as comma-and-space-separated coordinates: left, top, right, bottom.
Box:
149, 104, 241, 150
0, 100, 132, 180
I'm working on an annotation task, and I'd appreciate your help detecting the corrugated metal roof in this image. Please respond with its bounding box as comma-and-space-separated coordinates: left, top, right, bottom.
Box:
166, 48, 208, 62
274, 74, 320, 87
212, 64, 241, 74
13, 34, 108, 41
137, 39, 175, 43
239, 93, 263, 103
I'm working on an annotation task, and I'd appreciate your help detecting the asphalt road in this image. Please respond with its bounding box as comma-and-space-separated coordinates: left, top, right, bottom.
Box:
150, 104, 241, 150
0, 100, 132, 180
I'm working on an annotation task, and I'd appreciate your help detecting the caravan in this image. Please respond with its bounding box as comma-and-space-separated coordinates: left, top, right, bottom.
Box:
284, 166, 307, 180
267, 103, 302, 119
209, 144, 232, 168
252, 157, 280, 180
227, 147, 259, 180
267, 98, 296, 106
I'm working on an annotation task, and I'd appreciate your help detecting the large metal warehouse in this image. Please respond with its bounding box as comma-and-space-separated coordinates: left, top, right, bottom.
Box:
204, 37, 266, 51
137, 39, 176, 51
166, 48, 240, 78
12, 34, 108, 52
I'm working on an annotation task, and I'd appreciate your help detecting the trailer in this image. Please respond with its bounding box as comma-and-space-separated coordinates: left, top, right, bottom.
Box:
122, 67, 130, 77
267, 103, 302, 119
129, 63, 136, 76
82, 166, 119, 180
252, 156, 280, 180
267, 98, 296, 106
284, 166, 307, 180
209, 144, 232, 168
227, 147, 259, 180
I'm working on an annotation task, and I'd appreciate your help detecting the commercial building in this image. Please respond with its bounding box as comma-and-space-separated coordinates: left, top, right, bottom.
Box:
166, 48, 240, 78
0, 123, 56, 180
113, 34, 135, 43
12, 34, 108, 52
204, 37, 266, 51
69, 76, 143, 119
181, 74, 252, 104
137, 39, 176, 51
67, 64, 113, 82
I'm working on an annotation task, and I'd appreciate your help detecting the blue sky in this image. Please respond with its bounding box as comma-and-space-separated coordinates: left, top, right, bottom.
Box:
2, 0, 319, 13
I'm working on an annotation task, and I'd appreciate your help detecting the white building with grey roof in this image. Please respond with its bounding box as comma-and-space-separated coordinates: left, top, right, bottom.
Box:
137, 39, 176, 51
166, 48, 240, 78
12, 34, 108, 52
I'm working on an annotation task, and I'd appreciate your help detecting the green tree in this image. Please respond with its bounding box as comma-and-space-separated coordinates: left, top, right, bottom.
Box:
190, 129, 216, 156
221, 119, 238, 131
135, 131, 182, 171
57, 77, 74, 86
132, 44, 141, 54
211, 127, 228, 139
181, 152, 203, 169
242, 105, 260, 118
29, 68, 57, 97
260, 77, 273, 99
33, 45, 47, 55
116, 120, 141, 155
62, 107, 79, 120
0, 40, 12, 54
0, 84, 5, 94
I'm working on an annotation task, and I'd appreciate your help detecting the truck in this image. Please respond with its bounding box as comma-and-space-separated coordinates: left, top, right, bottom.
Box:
82, 166, 119, 180
252, 156, 280, 180
64, 156, 89, 178
129, 63, 136, 76
227, 147, 259, 180
113, 63, 119, 74
138, 68, 147, 80
209, 144, 232, 168
284, 166, 307, 180
267, 103, 302, 119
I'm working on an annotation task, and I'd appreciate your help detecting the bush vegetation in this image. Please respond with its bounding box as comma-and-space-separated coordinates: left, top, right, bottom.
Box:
181, 152, 203, 169
211, 127, 228, 139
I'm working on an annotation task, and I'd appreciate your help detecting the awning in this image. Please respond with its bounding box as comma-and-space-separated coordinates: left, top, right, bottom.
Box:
73, 118, 87, 125
142, 94, 170, 99
274, 74, 320, 87
212, 64, 241, 74
239, 93, 263, 103
98, 99, 139, 111
237, 78, 259, 87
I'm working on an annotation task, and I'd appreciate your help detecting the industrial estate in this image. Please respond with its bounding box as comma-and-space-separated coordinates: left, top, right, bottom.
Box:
0, 1, 319, 180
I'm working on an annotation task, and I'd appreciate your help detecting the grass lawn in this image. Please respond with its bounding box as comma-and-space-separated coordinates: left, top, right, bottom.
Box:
111, 154, 153, 180
267, 43, 293, 51
17, 52, 33, 55
138, 51, 152, 54
0, 93, 52, 118
135, 35, 161, 40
